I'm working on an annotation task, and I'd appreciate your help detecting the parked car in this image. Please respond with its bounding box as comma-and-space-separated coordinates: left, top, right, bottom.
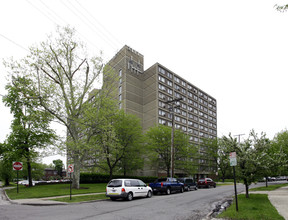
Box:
18, 180, 36, 186
149, 177, 184, 195
106, 179, 153, 201
197, 178, 216, 188
177, 177, 198, 191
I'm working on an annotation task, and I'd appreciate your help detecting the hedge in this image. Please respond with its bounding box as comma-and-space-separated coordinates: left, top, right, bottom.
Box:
80, 173, 157, 184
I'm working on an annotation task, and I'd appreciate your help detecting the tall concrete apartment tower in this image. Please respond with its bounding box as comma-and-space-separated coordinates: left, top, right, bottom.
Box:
106, 45, 217, 177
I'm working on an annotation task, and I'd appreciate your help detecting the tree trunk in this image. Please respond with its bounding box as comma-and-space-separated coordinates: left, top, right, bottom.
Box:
5, 177, 9, 186
244, 179, 249, 198
72, 156, 80, 189
109, 169, 113, 180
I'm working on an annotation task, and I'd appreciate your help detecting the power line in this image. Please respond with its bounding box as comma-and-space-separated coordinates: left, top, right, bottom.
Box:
0, 33, 29, 52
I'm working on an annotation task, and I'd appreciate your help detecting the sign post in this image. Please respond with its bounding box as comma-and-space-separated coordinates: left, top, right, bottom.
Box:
229, 152, 238, 212
67, 164, 74, 200
13, 162, 23, 194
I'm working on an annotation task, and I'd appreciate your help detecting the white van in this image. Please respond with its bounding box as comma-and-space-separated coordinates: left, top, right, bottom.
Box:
106, 179, 153, 201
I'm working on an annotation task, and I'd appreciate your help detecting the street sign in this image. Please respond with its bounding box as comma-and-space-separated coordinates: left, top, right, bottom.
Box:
229, 152, 237, 166
67, 164, 74, 173
13, 162, 23, 171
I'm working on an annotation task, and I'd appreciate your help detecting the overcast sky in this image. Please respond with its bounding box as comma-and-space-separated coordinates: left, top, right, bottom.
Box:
1, 0, 288, 165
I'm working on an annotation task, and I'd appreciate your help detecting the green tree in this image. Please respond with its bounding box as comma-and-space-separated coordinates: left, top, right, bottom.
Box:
145, 125, 196, 176
234, 130, 271, 198
0, 142, 15, 186
3, 26, 107, 189
270, 130, 288, 176
2, 76, 56, 187
53, 159, 64, 177
85, 106, 144, 179
113, 111, 144, 176
202, 137, 232, 182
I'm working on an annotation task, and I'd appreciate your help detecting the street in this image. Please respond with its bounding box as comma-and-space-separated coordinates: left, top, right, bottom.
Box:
0, 183, 257, 220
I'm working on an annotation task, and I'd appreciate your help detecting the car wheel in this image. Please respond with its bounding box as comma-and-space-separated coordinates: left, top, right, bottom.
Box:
147, 190, 152, 198
166, 188, 171, 195
195, 186, 198, 190
127, 192, 133, 201
214, 185, 216, 188
180, 187, 184, 193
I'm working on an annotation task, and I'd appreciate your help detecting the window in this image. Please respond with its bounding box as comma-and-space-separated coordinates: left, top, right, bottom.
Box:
167, 80, 173, 87
159, 101, 164, 108
159, 93, 165, 100
175, 116, 180, 122
159, 84, 166, 91
159, 67, 165, 74
181, 81, 186, 87
167, 88, 173, 95
167, 72, 173, 79
159, 75, 165, 83
174, 76, 180, 83
159, 110, 166, 116
119, 69, 122, 84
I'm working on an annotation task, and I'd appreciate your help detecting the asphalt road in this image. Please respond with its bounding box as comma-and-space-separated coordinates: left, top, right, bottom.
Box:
0, 183, 257, 220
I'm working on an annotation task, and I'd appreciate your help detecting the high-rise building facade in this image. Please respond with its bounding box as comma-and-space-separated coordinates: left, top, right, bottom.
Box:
106, 45, 217, 177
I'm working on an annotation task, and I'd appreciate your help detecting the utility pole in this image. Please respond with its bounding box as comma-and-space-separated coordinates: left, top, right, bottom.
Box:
234, 134, 245, 144
232, 133, 244, 212
165, 97, 182, 178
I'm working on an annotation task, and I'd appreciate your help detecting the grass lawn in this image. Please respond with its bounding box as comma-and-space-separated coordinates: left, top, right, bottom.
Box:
52, 193, 109, 203
5, 183, 107, 200
217, 194, 284, 220
250, 183, 288, 191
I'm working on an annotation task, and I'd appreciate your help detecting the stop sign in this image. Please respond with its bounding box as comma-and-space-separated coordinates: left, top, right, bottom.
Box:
13, 162, 23, 171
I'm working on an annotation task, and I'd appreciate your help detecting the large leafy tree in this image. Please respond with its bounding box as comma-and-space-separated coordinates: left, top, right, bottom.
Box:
85, 105, 144, 179
145, 125, 196, 176
2, 76, 56, 187
3, 26, 105, 189
113, 111, 144, 176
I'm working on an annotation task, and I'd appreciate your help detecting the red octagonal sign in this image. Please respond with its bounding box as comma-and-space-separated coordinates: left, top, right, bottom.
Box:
13, 162, 23, 171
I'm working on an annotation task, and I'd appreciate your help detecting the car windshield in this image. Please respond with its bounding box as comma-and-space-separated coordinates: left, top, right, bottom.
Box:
198, 179, 205, 181
107, 180, 122, 187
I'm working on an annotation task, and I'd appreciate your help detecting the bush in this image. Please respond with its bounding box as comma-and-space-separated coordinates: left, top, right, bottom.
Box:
80, 173, 157, 184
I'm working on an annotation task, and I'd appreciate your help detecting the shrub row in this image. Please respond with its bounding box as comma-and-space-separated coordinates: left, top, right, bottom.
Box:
80, 173, 157, 184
